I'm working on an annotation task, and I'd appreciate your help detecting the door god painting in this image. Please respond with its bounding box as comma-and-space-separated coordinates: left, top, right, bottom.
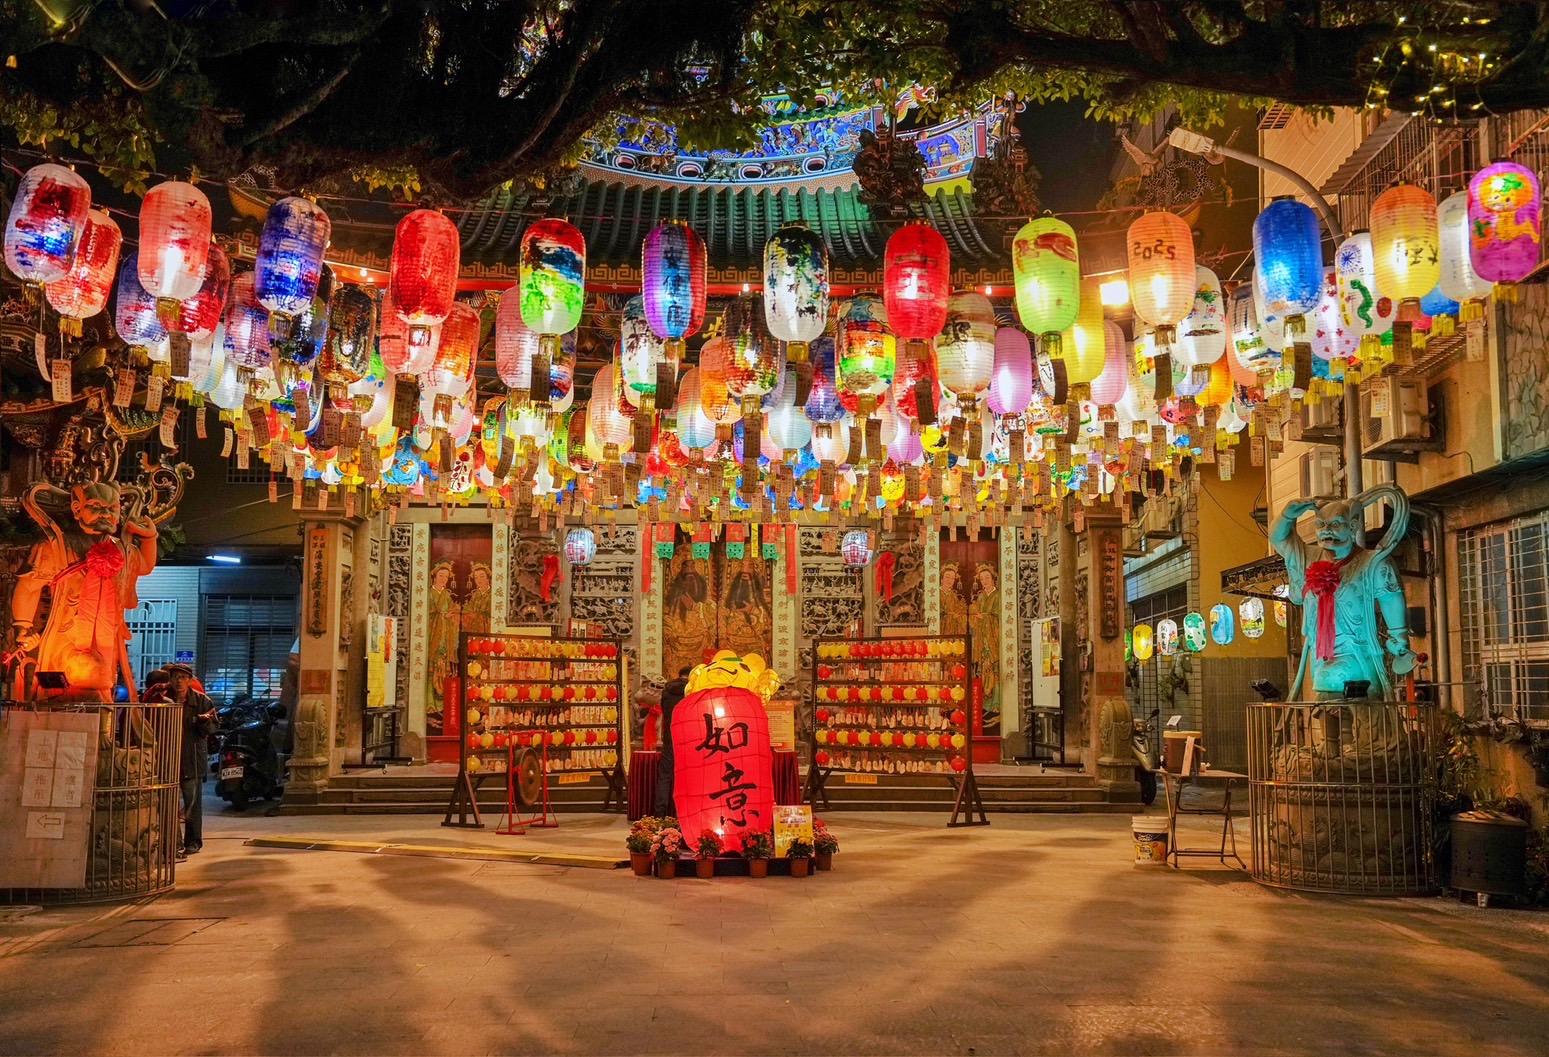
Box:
425, 526, 493, 736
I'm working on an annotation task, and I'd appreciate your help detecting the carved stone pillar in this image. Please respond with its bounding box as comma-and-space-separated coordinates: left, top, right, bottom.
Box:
1079, 514, 1140, 799
289, 513, 362, 794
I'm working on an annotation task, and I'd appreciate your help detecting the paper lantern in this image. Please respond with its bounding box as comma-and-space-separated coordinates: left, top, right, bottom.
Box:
642, 221, 707, 357
1370, 184, 1440, 314
766, 368, 813, 451
620, 294, 667, 397
495, 285, 538, 387
674, 368, 716, 450
883, 224, 950, 349
1240, 598, 1266, 639
322, 284, 377, 392
389, 208, 460, 336
138, 181, 213, 311
1182, 612, 1207, 653
45, 209, 120, 334
1132, 623, 1154, 661
222, 272, 271, 372
937, 292, 995, 399
987, 327, 1033, 416
671, 683, 775, 853
1252, 199, 1322, 333
1058, 277, 1108, 392
697, 336, 743, 426
1310, 266, 1357, 362
590, 361, 634, 450
891, 336, 939, 422
764, 225, 829, 361
1127, 212, 1195, 342
564, 527, 597, 566
1468, 161, 1541, 287
5, 163, 91, 287
1092, 321, 1130, 407
841, 529, 873, 567
1175, 266, 1227, 368
1438, 191, 1492, 318
423, 301, 479, 399
273, 286, 330, 375
169, 241, 230, 338
1334, 231, 1397, 357
114, 253, 169, 352
1012, 216, 1080, 352
255, 196, 331, 331
521, 218, 585, 338
1156, 618, 1179, 657
836, 294, 896, 404
722, 293, 781, 400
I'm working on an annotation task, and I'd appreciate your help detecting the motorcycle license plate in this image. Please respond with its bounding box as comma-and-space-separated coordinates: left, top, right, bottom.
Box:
220, 765, 244, 781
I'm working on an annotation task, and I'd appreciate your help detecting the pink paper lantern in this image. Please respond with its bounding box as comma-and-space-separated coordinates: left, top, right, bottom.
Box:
986, 327, 1033, 416
1091, 321, 1130, 406
642, 222, 707, 355
495, 285, 539, 387
1468, 161, 1542, 284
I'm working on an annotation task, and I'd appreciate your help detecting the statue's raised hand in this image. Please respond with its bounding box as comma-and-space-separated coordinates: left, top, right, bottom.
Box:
123, 516, 157, 539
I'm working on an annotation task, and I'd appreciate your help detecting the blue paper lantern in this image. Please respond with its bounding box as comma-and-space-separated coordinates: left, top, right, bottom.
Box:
1209, 604, 1236, 646
1420, 282, 1459, 321
255, 196, 331, 324
1253, 198, 1323, 331
804, 335, 845, 424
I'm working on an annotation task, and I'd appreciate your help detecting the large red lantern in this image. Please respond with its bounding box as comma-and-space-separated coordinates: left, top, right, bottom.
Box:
45, 209, 120, 335
670, 682, 775, 853
169, 241, 230, 338
884, 223, 950, 352
389, 208, 461, 339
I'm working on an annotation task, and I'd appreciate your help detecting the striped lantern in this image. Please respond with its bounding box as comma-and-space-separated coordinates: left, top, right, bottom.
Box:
564, 528, 597, 566
45, 209, 120, 335
986, 327, 1033, 417
114, 252, 169, 353
1126, 211, 1195, 344
495, 284, 539, 387
4, 163, 91, 287
1012, 216, 1080, 354
1334, 231, 1396, 359
883, 224, 950, 349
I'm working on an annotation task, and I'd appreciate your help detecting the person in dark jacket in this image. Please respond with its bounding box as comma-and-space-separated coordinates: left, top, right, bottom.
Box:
652, 668, 692, 817
167, 663, 216, 858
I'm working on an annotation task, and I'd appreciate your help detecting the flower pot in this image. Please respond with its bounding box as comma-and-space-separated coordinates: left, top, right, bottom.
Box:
815, 851, 834, 872
657, 858, 677, 879
748, 858, 769, 879
789, 858, 811, 878
695, 858, 716, 879
629, 851, 652, 876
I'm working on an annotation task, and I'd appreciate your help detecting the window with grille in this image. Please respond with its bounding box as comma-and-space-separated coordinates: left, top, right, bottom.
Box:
125, 599, 177, 683
226, 462, 276, 486
1460, 512, 1549, 720
200, 594, 297, 703
1128, 586, 1191, 748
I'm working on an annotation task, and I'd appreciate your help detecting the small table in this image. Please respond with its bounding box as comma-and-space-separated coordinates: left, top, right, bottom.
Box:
1160, 768, 1247, 870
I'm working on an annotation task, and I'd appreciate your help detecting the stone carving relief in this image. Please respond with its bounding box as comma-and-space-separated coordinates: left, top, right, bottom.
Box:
508, 531, 561, 626
572, 525, 637, 643
875, 531, 925, 627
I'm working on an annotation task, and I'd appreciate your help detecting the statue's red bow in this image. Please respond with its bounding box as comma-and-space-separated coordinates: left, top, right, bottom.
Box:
1301, 557, 1351, 661
85, 540, 124, 579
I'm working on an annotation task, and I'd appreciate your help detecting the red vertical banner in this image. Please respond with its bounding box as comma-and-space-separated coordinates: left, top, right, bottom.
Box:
785, 524, 798, 595
671, 685, 775, 853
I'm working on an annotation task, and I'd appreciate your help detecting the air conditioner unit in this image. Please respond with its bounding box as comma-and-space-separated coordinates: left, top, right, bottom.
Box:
1142, 497, 1177, 539
1298, 448, 1341, 500
1362, 376, 1429, 457
1300, 397, 1344, 445
1362, 459, 1396, 532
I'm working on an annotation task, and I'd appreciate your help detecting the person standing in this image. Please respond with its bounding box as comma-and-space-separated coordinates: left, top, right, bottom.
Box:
167, 662, 216, 859
652, 668, 691, 817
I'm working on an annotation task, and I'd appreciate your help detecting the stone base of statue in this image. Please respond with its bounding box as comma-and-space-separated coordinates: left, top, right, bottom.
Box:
1246, 698, 1437, 895
1095, 697, 1142, 801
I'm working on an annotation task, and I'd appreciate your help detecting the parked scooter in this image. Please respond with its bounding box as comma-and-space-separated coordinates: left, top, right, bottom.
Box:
1132, 707, 1160, 806
215, 701, 287, 810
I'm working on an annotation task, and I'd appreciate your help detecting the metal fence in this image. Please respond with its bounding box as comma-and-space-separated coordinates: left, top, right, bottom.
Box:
1247, 699, 1437, 896
2, 701, 183, 905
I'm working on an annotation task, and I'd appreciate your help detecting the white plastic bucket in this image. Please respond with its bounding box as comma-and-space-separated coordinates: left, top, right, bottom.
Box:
1132, 816, 1169, 865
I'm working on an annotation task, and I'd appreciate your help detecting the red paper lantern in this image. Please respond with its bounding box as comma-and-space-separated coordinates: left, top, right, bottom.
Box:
390, 209, 461, 336
169, 241, 230, 337
138, 181, 213, 309
671, 685, 774, 853
45, 209, 120, 334
884, 223, 950, 343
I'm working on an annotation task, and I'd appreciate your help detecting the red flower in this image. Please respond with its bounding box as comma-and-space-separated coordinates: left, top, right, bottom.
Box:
1303, 560, 1342, 597
85, 540, 125, 579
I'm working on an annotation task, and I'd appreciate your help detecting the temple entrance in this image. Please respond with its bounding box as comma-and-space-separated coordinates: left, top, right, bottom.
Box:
661, 533, 773, 677
939, 533, 1002, 741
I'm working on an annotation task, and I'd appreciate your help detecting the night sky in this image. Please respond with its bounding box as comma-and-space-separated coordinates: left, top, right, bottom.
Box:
1019, 99, 1119, 215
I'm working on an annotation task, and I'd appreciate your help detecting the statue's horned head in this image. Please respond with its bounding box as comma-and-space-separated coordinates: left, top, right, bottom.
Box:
70, 481, 121, 537
1312, 499, 1357, 552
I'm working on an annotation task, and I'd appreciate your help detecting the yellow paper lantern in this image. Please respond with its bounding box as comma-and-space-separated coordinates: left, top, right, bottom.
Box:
1058, 276, 1108, 394
1371, 184, 1440, 316
1126, 212, 1196, 344
1133, 623, 1155, 661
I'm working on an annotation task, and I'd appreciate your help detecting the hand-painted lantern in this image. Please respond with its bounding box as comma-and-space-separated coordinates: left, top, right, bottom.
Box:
222, 272, 271, 372
1156, 618, 1180, 657
620, 294, 667, 398
1132, 623, 1155, 662
836, 294, 897, 412
987, 327, 1033, 417
1240, 598, 1266, 639
883, 224, 950, 360
1209, 606, 1236, 647
1012, 216, 1080, 354
673, 368, 716, 451
937, 291, 995, 400
495, 284, 539, 387
138, 181, 213, 314
643, 221, 707, 361
891, 336, 939, 424
763, 225, 829, 362
1468, 161, 1541, 292
1252, 198, 1322, 334
1311, 266, 1357, 363
322, 284, 377, 396
114, 253, 169, 353
841, 529, 873, 567
564, 527, 597, 566
1175, 266, 1227, 370
1182, 612, 1207, 653
255, 196, 331, 336
805, 335, 846, 425
4, 163, 91, 287
45, 209, 120, 335
389, 208, 460, 339
422, 300, 479, 404
722, 293, 781, 403
766, 368, 813, 453
1370, 184, 1440, 317
169, 241, 230, 339
1438, 191, 1493, 320
1127, 211, 1195, 344
1335, 231, 1396, 359
521, 218, 585, 336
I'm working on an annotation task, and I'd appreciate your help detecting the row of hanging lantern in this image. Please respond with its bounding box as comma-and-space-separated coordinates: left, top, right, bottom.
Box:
4, 157, 1540, 519
1128, 597, 1286, 660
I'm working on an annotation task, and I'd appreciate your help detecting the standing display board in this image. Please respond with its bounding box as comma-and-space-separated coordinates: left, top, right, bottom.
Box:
0, 709, 100, 889
804, 633, 988, 827
443, 631, 626, 828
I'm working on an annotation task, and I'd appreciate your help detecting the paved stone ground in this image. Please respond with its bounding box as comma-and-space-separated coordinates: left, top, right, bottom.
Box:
2, 797, 1548, 1056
